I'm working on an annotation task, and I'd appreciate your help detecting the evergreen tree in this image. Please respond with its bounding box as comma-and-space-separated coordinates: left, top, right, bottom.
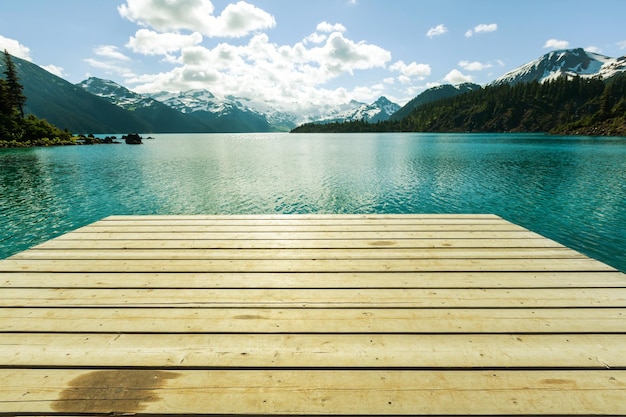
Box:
0, 79, 11, 117
2, 49, 26, 118
0, 79, 13, 138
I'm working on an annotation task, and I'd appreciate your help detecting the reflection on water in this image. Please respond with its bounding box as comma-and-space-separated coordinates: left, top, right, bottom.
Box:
1, 132, 625, 271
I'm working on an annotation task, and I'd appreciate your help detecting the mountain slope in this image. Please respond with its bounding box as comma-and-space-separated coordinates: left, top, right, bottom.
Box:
78, 77, 215, 133
390, 83, 481, 121
491, 48, 625, 85
0, 55, 151, 133
78, 77, 154, 109
148, 90, 271, 132
401, 73, 626, 135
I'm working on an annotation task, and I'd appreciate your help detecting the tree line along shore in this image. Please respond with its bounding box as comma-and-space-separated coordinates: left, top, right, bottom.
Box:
1, 50, 133, 148
292, 73, 626, 136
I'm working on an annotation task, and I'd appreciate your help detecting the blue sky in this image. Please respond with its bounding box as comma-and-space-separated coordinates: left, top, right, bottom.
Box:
1, 0, 625, 109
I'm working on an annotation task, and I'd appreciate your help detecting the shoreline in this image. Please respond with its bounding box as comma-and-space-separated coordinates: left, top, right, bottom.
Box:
0, 134, 133, 148
3, 130, 626, 149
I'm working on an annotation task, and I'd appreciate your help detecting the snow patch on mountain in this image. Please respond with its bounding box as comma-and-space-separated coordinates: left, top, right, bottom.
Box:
598, 55, 626, 79
311, 97, 401, 124
148, 89, 232, 114
491, 48, 625, 85
148, 90, 302, 130
77, 77, 159, 109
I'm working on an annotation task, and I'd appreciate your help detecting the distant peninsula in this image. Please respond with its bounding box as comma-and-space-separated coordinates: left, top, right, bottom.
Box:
292, 72, 626, 136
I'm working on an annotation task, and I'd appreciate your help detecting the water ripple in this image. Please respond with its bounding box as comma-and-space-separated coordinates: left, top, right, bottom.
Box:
1, 133, 625, 271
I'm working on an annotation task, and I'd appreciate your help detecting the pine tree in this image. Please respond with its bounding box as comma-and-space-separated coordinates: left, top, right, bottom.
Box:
0, 79, 12, 138
0, 78, 10, 115
2, 49, 26, 119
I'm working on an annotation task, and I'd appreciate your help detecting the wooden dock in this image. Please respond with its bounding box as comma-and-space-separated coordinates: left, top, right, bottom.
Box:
0, 214, 625, 415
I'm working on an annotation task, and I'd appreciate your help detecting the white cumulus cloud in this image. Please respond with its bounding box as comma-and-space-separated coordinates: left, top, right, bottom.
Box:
84, 58, 136, 78
458, 60, 492, 71
304, 21, 348, 45
118, 0, 275, 38
390, 60, 431, 79
316, 22, 347, 33
42, 64, 65, 78
476, 23, 498, 33
118, 0, 215, 33
305, 32, 327, 44
544, 38, 570, 49
128, 26, 392, 110
217, 1, 276, 37
617, 40, 626, 50
426, 24, 448, 38
0, 35, 32, 60
443, 69, 473, 84
86, 44, 136, 78
127, 29, 203, 56
466, 23, 498, 37
94, 45, 131, 61
310, 32, 391, 76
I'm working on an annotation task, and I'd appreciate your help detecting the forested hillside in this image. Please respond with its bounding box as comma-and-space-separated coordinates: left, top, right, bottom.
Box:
1, 50, 73, 147
292, 74, 626, 136
389, 83, 480, 122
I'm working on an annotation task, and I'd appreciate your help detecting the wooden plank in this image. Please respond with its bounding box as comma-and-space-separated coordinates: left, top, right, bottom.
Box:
34, 237, 567, 250
51, 230, 548, 240
2, 333, 625, 368
2, 307, 624, 333
3, 271, 624, 288
72, 224, 532, 233
0, 369, 625, 415
0, 257, 615, 272
1, 214, 623, 416
11, 247, 586, 260
1, 288, 625, 308
93, 217, 514, 226
103, 213, 504, 221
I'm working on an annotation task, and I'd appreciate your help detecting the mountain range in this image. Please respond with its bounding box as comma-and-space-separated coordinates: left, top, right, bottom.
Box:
2, 48, 624, 134
1, 56, 152, 133
311, 97, 400, 124
76, 77, 214, 133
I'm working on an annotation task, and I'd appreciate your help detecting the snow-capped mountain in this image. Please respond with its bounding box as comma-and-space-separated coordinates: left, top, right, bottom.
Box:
149, 90, 302, 131
149, 90, 399, 127
76, 77, 220, 133
491, 48, 626, 86
234, 97, 301, 130
312, 96, 400, 124
78, 79, 274, 132
77, 77, 161, 110
149, 89, 237, 114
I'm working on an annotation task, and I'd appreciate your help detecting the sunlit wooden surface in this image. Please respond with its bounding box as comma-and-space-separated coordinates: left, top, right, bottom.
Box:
1, 214, 625, 415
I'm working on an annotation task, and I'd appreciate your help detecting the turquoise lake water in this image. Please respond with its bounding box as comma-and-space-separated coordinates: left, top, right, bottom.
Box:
1, 132, 625, 272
